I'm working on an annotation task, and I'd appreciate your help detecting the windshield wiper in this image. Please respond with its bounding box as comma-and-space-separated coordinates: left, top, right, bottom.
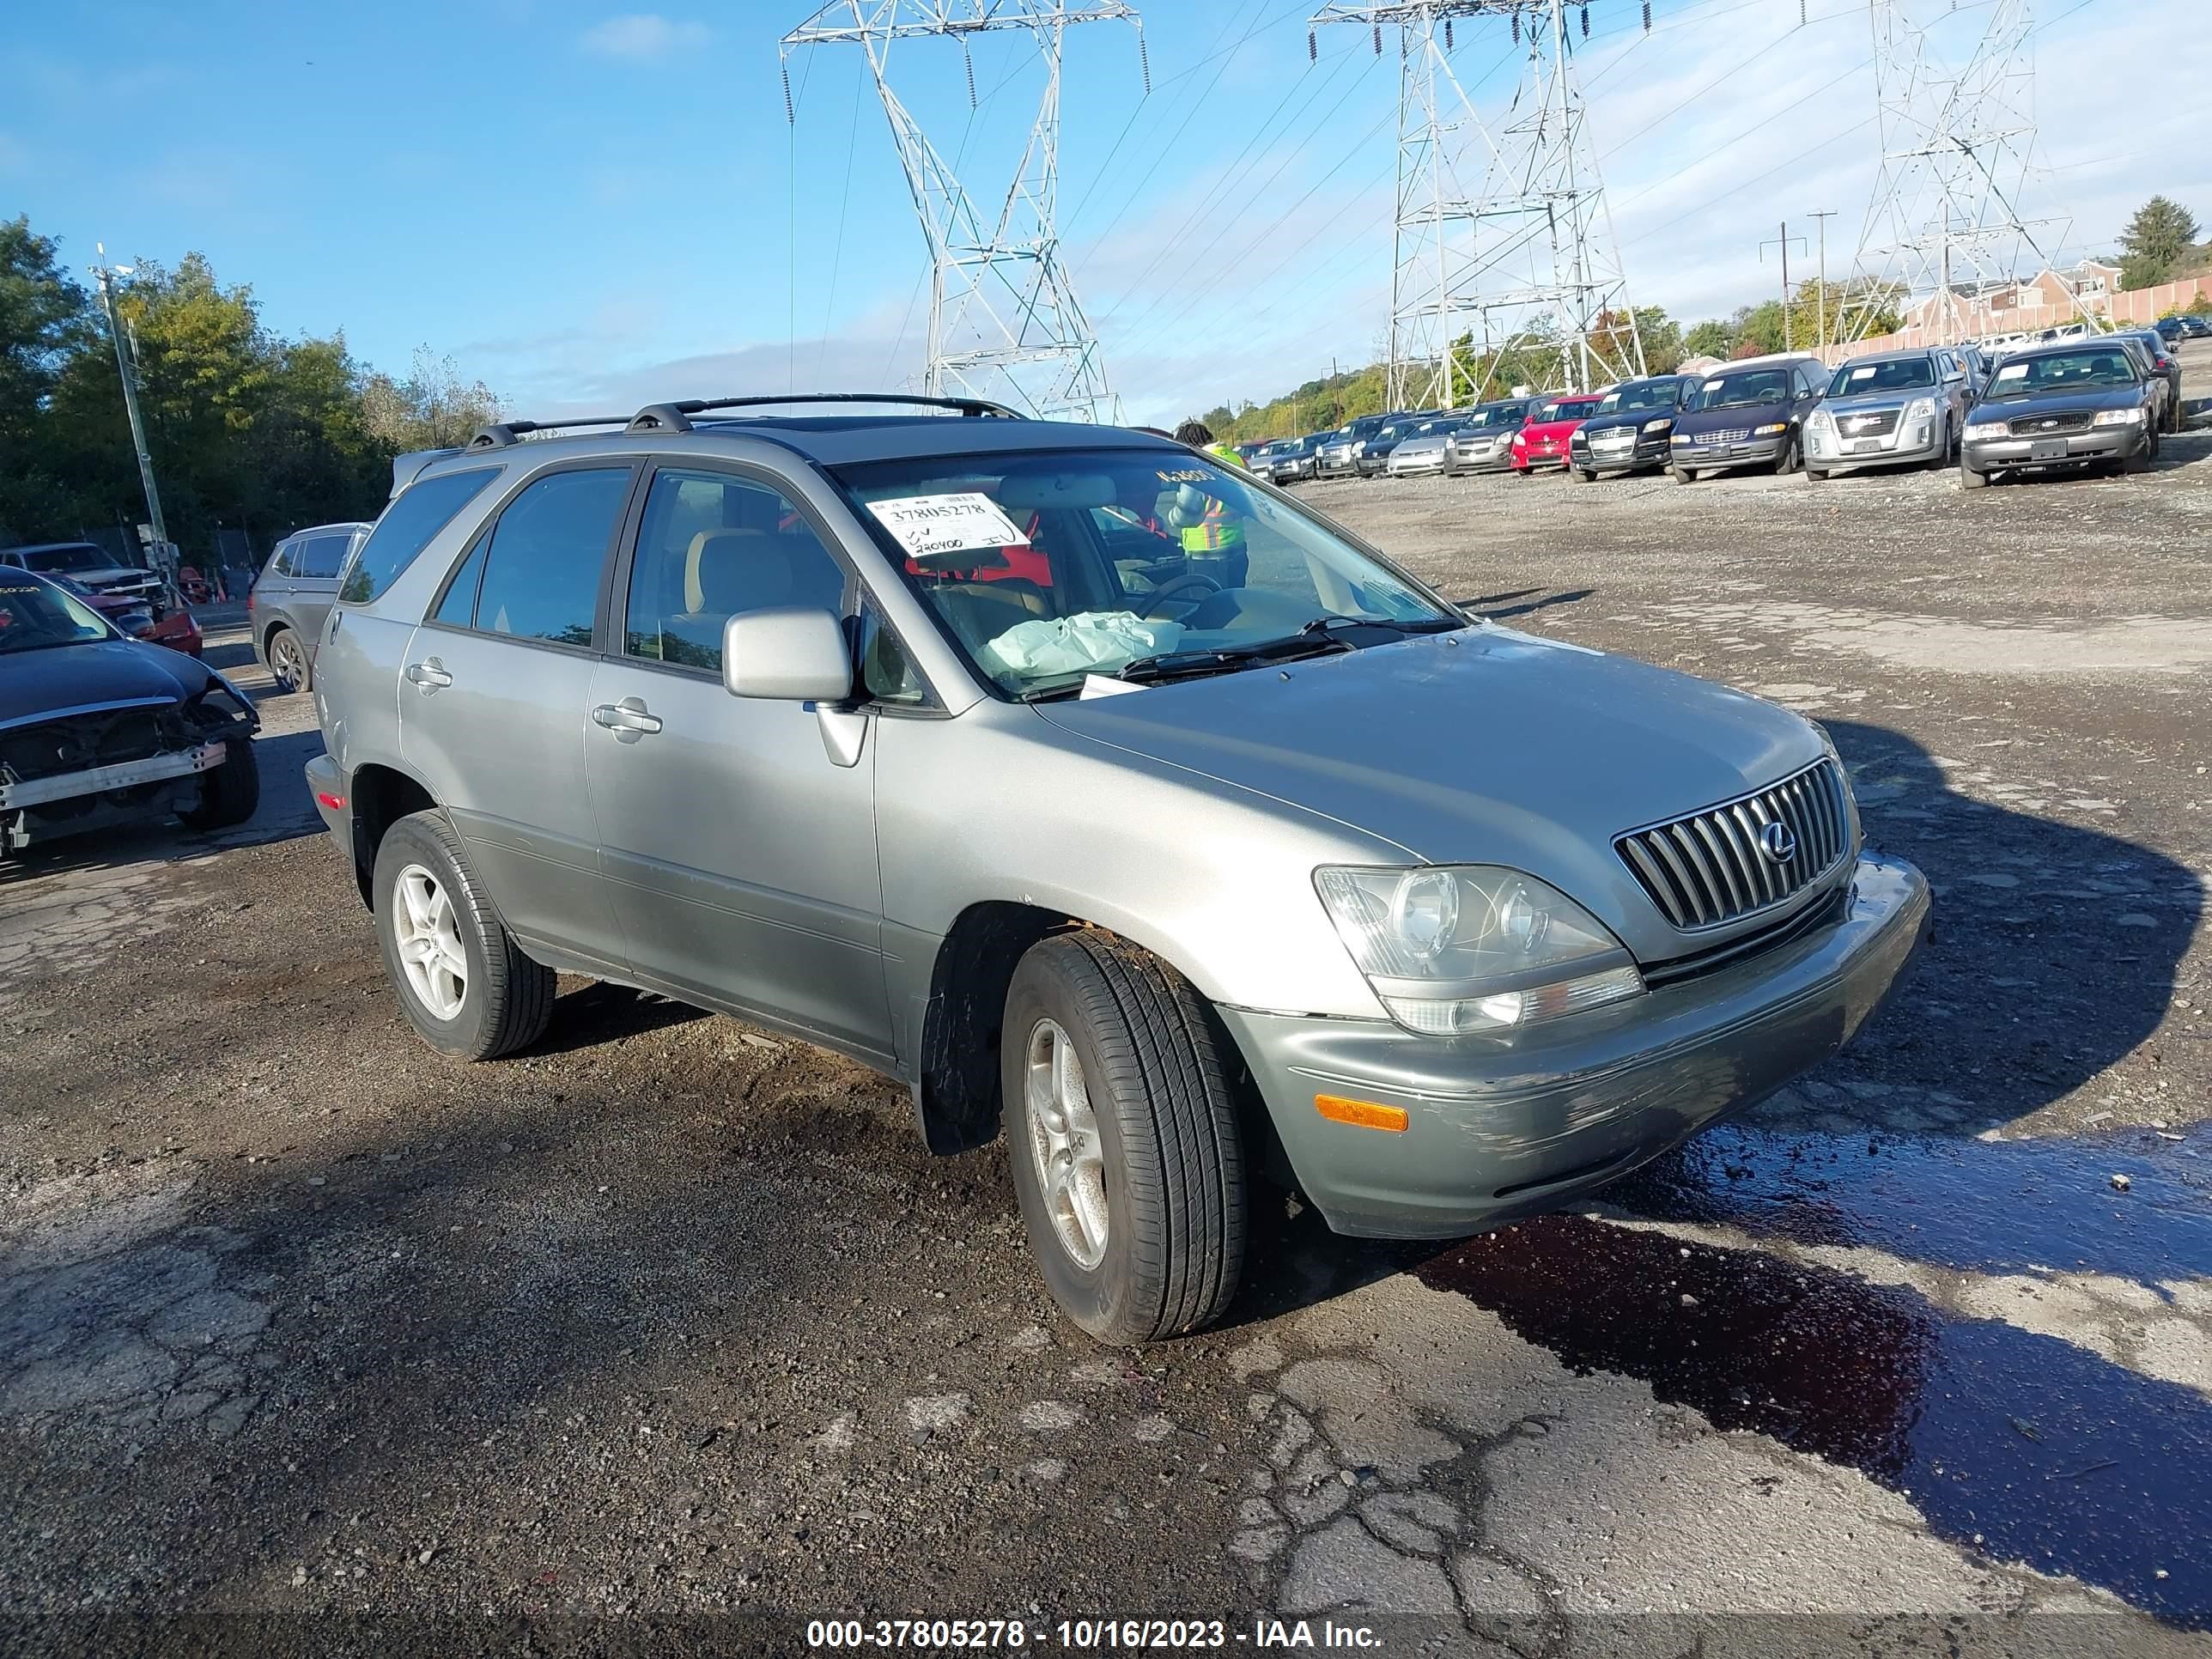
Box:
1114, 633, 1354, 686
1298, 614, 1463, 640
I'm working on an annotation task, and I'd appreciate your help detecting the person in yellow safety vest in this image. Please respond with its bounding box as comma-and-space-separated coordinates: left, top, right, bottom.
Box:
1166, 421, 1251, 588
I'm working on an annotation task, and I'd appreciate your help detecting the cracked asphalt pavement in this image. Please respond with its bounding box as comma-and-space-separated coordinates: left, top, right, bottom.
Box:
3, 371, 2209, 1656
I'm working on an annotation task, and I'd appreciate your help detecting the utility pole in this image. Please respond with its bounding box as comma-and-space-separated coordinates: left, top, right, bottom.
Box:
1760, 222, 1808, 352
1807, 208, 1838, 349
88, 246, 169, 563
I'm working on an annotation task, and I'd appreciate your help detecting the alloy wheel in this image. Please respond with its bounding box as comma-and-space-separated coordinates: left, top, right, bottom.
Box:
1024, 1018, 1109, 1270
392, 863, 467, 1020
270, 632, 307, 692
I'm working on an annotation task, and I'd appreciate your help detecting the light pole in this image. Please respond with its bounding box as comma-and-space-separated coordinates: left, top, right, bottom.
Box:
88, 246, 170, 570
1807, 209, 1838, 349
1760, 222, 1808, 352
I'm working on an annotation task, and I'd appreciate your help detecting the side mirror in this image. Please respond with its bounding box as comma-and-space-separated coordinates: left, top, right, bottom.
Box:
722, 607, 854, 702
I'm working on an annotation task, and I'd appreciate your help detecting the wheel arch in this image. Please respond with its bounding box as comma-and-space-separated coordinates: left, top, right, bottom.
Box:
346, 761, 438, 908
909, 899, 1272, 1165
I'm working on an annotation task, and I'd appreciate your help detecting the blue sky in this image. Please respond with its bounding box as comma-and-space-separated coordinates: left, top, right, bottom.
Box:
4, 0, 2203, 426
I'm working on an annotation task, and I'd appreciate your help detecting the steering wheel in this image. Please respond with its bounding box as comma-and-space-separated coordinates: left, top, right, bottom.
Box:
1139, 572, 1223, 618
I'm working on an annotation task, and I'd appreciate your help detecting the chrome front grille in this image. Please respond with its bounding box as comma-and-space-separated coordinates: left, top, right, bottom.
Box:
1614, 758, 1855, 932
2007, 410, 2093, 436
1836, 409, 1900, 438
1699, 427, 1751, 445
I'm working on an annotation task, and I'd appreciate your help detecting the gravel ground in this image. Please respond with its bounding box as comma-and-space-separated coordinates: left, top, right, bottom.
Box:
3, 353, 2209, 1656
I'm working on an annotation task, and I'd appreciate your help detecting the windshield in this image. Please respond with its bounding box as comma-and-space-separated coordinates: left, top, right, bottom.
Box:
1692, 369, 1791, 410
1533, 398, 1598, 423
1829, 357, 1935, 396
19, 544, 112, 574
1598, 380, 1679, 414
0, 574, 112, 653
833, 448, 1460, 701
1983, 348, 2142, 398
1459, 406, 1513, 428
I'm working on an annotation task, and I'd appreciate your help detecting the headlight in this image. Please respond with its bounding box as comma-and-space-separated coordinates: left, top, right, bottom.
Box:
1753, 422, 1788, 436
1808, 410, 1835, 433
1314, 866, 1644, 1036
1903, 397, 1936, 422
1641, 418, 1673, 433
2092, 407, 2142, 427
1670, 433, 1692, 445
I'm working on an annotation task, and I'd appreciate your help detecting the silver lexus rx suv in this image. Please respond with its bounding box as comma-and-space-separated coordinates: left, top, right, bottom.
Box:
307, 393, 1929, 1343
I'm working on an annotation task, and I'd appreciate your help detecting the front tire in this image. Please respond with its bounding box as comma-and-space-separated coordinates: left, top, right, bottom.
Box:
1002, 932, 1246, 1345
1804, 468, 1828, 483
1571, 466, 1596, 483
177, 736, 259, 830
1960, 457, 1989, 489
1668, 465, 1696, 484
1772, 434, 1801, 476
373, 809, 556, 1060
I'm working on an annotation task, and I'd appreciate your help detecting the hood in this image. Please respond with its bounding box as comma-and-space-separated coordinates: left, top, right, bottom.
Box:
1395, 434, 1451, 456
46, 564, 157, 592
1517, 415, 1589, 441
1676, 397, 1790, 434
0, 637, 213, 730
1032, 625, 1825, 951
1968, 382, 2142, 423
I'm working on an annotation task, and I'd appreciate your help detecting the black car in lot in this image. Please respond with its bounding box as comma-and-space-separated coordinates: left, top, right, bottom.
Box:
2112, 329, 2185, 432
1315, 413, 1397, 477
2154, 314, 2209, 343
1959, 338, 2160, 488
1568, 374, 1701, 479
1666, 356, 1829, 481
0, 568, 260, 854
1356, 412, 1444, 477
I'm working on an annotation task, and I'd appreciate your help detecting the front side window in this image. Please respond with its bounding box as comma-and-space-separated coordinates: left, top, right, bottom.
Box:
465, 466, 632, 647
622, 468, 846, 674
341, 467, 502, 604
833, 449, 1459, 702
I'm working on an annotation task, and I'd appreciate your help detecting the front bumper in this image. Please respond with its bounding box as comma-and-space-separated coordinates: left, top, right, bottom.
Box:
1671, 433, 1787, 470
1512, 441, 1571, 471
1575, 432, 1672, 472
1446, 443, 1514, 473
1315, 453, 1360, 476
1386, 453, 1448, 477
0, 741, 228, 812
1219, 854, 1929, 1239
1806, 413, 1942, 472
1963, 423, 2146, 473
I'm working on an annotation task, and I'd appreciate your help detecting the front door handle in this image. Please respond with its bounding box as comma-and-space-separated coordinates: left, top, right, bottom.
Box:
592, 697, 664, 741
404, 657, 453, 692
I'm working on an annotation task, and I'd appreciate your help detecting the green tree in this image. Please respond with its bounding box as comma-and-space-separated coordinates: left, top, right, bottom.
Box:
2118, 195, 2200, 290
0, 216, 97, 544
1680, 318, 1734, 360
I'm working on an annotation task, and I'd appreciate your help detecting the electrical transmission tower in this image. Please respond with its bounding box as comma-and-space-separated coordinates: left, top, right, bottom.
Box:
1310, 0, 1645, 411
780, 1, 1145, 422
1839, 0, 2074, 345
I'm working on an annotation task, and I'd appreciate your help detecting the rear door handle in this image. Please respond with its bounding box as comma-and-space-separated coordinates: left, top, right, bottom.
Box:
404, 658, 453, 691
592, 697, 663, 740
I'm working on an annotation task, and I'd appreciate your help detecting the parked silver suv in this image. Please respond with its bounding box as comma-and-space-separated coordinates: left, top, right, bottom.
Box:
251, 520, 370, 691
1803, 348, 1973, 479
308, 394, 1929, 1343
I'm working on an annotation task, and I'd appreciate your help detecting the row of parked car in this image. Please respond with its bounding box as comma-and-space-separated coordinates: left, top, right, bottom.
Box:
1241, 322, 2191, 491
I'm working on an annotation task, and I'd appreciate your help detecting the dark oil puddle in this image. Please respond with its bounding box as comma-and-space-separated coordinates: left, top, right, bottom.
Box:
1615, 1127, 2212, 1288
1419, 1212, 2212, 1626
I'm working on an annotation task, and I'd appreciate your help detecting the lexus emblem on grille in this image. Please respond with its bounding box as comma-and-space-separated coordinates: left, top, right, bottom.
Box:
1759, 821, 1799, 864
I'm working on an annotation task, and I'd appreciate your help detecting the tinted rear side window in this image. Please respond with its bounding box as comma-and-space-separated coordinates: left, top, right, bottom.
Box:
340, 468, 502, 604
468, 467, 632, 647
296, 533, 350, 580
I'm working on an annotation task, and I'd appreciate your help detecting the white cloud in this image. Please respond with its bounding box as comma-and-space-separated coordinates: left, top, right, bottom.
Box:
577, 13, 711, 61
0, 132, 28, 174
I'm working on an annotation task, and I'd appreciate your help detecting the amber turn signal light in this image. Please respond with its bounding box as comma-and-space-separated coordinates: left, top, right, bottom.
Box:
1314, 1094, 1408, 1133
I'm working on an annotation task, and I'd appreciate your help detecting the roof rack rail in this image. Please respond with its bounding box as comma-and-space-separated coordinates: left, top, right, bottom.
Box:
465, 416, 635, 450
623, 392, 1026, 435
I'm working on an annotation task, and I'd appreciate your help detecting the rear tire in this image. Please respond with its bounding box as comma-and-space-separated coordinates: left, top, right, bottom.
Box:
1001, 932, 1246, 1346
177, 736, 259, 831
265, 626, 308, 695
373, 809, 556, 1061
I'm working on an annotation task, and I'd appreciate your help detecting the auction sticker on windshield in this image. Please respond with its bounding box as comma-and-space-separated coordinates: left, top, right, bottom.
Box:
1994, 362, 2029, 383
866, 493, 1029, 559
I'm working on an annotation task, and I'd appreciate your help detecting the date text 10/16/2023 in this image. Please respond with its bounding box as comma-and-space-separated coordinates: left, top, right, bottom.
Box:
805, 1617, 1384, 1649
